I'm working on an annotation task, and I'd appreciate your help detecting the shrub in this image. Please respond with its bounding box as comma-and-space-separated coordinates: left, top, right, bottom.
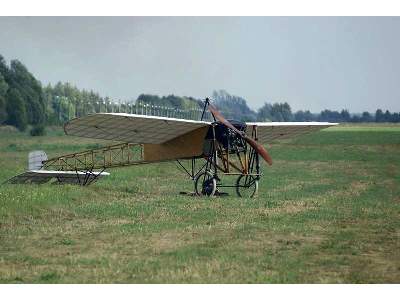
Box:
30, 124, 46, 136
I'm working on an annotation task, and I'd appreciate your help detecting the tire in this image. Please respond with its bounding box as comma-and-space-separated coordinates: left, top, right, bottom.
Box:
236, 175, 259, 198
195, 171, 217, 197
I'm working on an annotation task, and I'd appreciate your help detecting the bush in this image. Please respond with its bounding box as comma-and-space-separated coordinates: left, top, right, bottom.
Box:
30, 124, 46, 136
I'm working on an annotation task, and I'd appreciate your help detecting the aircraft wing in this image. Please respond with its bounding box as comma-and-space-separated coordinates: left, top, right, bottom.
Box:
64, 113, 337, 160
64, 113, 211, 144
7, 170, 109, 185
245, 122, 338, 143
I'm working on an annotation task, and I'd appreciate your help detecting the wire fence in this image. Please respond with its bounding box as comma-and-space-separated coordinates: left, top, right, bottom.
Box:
106, 101, 214, 122
53, 98, 214, 123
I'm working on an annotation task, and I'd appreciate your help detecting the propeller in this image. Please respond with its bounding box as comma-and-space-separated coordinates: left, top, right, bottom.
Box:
208, 102, 273, 166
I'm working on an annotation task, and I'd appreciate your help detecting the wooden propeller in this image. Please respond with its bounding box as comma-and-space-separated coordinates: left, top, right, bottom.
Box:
208, 103, 273, 166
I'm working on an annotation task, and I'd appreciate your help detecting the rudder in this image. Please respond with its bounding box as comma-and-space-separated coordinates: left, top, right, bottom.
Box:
28, 150, 48, 171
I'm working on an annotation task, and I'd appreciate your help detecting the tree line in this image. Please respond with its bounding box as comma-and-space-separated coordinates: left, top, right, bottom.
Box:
1, 55, 399, 136
0, 55, 46, 134
257, 102, 400, 123
213, 90, 400, 123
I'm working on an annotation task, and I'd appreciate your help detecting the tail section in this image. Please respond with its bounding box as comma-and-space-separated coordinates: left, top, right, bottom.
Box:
6, 150, 109, 186
28, 150, 48, 171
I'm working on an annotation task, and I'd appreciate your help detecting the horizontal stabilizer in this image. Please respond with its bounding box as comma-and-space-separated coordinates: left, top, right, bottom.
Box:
7, 170, 109, 186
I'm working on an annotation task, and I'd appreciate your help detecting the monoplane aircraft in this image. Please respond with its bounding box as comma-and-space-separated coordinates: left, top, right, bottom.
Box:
8, 99, 337, 197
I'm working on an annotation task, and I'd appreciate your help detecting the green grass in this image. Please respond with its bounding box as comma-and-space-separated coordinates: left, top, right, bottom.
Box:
0, 124, 399, 283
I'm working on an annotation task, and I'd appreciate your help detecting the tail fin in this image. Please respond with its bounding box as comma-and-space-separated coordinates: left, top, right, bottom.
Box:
28, 150, 48, 171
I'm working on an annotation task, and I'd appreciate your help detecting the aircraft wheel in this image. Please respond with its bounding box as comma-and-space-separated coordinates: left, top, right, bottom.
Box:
195, 171, 217, 197
236, 175, 259, 198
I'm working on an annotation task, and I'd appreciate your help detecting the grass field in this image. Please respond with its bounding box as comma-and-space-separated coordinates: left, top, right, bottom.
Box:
0, 124, 399, 283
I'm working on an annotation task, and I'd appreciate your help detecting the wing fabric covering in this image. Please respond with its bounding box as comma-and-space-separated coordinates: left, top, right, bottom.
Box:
65, 113, 210, 144
246, 122, 337, 144
143, 126, 209, 162
7, 170, 109, 185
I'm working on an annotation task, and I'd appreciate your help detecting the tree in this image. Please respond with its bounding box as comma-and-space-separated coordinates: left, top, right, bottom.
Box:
391, 112, 400, 123
319, 109, 341, 122
294, 110, 304, 121
281, 102, 293, 121
270, 103, 284, 121
340, 109, 351, 122
360, 111, 373, 122
6, 88, 27, 131
294, 110, 315, 121
213, 90, 257, 121
0, 55, 9, 79
258, 103, 273, 121
267, 102, 292, 121
258, 101, 296, 121
375, 109, 384, 122
0, 73, 8, 123
384, 110, 392, 122
8, 60, 45, 125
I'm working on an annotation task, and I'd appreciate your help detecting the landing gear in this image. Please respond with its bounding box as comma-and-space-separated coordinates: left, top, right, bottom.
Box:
194, 171, 217, 196
236, 174, 259, 198
194, 172, 259, 198
178, 103, 264, 198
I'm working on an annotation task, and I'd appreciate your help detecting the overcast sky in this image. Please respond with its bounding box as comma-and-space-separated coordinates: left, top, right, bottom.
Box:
0, 16, 399, 112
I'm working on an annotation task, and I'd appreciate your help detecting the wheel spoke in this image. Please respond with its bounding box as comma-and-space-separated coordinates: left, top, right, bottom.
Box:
236, 175, 258, 198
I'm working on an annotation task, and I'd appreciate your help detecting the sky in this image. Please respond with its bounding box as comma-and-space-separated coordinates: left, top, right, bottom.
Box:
0, 16, 399, 112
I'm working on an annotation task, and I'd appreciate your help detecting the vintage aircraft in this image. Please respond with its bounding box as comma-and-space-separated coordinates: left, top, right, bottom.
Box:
8, 99, 337, 197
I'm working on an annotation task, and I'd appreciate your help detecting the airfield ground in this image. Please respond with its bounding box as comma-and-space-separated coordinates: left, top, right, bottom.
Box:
0, 124, 399, 283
